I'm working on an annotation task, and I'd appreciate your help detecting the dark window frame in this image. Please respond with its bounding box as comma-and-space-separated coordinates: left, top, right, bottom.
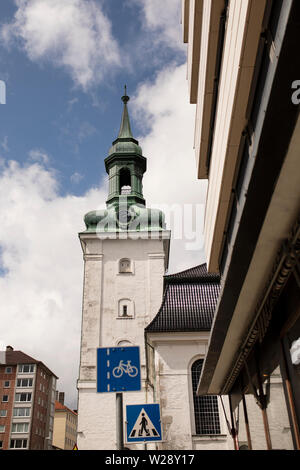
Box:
191, 359, 221, 435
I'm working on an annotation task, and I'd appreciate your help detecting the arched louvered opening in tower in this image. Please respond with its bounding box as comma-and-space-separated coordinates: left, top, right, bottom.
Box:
119, 167, 131, 195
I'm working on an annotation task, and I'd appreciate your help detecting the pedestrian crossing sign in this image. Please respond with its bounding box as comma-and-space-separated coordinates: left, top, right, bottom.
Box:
125, 403, 162, 443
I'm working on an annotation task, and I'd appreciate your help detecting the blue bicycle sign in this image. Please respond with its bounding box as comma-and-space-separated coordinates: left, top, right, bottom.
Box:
97, 346, 141, 393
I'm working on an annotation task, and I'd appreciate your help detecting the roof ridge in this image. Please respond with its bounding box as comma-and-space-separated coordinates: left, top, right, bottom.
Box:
164, 263, 220, 281
165, 263, 206, 277
55, 400, 77, 415
4, 349, 58, 378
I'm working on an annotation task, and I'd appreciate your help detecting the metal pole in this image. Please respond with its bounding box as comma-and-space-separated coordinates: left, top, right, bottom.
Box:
283, 377, 300, 449
280, 339, 300, 449
242, 393, 252, 450
261, 408, 272, 450
229, 394, 239, 450
254, 346, 272, 450
116, 393, 124, 450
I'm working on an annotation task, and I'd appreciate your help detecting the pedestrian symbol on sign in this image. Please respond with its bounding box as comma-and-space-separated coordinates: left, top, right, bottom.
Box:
128, 408, 160, 440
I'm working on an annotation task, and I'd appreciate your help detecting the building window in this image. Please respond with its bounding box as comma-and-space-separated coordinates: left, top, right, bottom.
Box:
0, 441, 3, 449
10, 439, 28, 449
0, 425, 5, 433
191, 359, 221, 435
119, 167, 131, 195
118, 299, 134, 318
15, 393, 32, 402
2, 396, 8, 403
11, 423, 29, 433
13, 408, 30, 417
119, 258, 132, 273
5, 367, 12, 374
0, 410, 7, 417
4, 381, 10, 388
18, 364, 34, 373
17, 378, 33, 388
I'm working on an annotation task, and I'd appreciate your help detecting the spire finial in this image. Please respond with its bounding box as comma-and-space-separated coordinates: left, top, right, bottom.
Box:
121, 84, 130, 104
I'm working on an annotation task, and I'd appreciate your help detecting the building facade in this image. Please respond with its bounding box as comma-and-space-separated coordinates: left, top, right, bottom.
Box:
182, 0, 300, 450
0, 346, 57, 450
145, 264, 234, 450
53, 394, 77, 450
76, 91, 171, 450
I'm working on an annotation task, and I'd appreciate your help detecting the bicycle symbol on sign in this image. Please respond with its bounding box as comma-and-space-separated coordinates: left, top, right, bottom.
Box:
112, 360, 138, 378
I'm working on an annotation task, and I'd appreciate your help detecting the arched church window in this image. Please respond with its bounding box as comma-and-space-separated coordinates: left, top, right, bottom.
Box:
191, 359, 221, 435
117, 340, 133, 347
119, 258, 132, 273
119, 167, 131, 195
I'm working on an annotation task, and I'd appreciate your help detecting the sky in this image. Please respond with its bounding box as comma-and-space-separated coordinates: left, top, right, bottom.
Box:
0, 0, 208, 409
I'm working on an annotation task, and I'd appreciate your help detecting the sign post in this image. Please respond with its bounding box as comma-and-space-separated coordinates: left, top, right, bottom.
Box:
116, 392, 124, 450
97, 346, 142, 450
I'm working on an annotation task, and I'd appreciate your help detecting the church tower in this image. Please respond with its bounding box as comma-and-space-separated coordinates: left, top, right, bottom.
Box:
77, 90, 171, 450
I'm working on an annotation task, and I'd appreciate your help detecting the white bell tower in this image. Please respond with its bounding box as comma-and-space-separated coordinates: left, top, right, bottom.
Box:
77, 90, 170, 449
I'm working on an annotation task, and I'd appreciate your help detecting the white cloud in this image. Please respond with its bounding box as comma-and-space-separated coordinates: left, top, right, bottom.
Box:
0, 159, 106, 408
132, 63, 207, 273
70, 171, 84, 184
28, 148, 50, 165
130, 0, 184, 52
1, 0, 120, 90
0, 56, 206, 409
1, 136, 9, 152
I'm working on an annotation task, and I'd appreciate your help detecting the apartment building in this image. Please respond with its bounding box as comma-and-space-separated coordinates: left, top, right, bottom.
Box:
0, 346, 57, 450
53, 393, 77, 450
182, 0, 300, 450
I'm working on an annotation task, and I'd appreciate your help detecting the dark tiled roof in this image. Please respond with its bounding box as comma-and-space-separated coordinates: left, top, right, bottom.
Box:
146, 264, 220, 333
3, 349, 58, 378
5, 350, 39, 365
164, 264, 220, 282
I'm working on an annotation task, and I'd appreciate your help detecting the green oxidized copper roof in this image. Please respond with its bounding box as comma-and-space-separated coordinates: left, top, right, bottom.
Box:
83, 87, 166, 233
108, 88, 143, 157
84, 203, 166, 233
117, 88, 133, 139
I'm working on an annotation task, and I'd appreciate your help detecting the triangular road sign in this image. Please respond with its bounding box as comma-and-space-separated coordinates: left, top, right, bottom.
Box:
129, 407, 160, 439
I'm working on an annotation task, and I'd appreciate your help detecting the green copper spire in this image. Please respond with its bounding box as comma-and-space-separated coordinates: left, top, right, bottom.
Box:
107, 87, 143, 157
117, 85, 133, 139
83, 87, 166, 233
104, 87, 146, 207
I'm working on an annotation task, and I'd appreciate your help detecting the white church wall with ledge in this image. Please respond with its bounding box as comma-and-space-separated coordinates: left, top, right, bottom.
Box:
77, 386, 156, 450
77, 233, 168, 449
100, 238, 167, 354
147, 333, 233, 450
79, 237, 103, 382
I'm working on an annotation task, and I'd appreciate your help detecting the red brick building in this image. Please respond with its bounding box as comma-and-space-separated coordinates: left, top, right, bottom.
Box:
0, 346, 57, 450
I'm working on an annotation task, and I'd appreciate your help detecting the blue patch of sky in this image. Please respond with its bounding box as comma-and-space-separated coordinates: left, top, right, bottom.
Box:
0, 0, 185, 198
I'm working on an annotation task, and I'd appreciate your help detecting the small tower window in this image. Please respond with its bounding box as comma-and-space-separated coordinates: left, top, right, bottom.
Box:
118, 299, 134, 319
119, 258, 132, 273
119, 168, 131, 195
